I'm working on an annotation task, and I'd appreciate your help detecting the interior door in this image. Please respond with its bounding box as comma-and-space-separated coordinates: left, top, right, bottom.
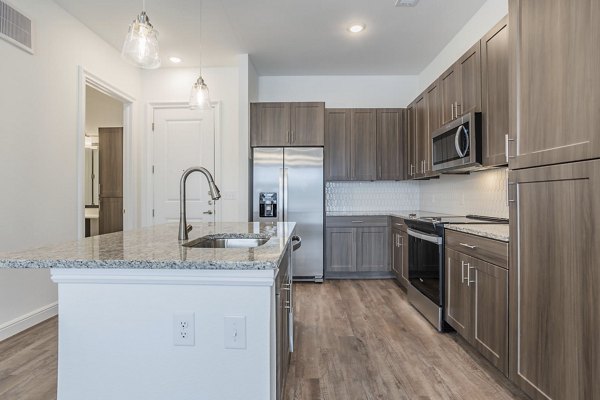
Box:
153, 107, 216, 224
98, 127, 123, 234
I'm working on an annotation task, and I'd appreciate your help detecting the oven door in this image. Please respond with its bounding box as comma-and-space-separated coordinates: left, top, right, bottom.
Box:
407, 228, 443, 306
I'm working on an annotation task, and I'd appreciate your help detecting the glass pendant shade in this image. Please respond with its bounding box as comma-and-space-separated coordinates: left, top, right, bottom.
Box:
122, 11, 160, 69
189, 76, 212, 110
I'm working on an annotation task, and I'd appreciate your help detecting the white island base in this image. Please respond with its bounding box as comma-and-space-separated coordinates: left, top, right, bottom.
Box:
52, 268, 280, 400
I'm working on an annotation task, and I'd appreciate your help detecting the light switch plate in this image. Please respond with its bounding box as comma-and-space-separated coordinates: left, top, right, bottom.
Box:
224, 316, 246, 349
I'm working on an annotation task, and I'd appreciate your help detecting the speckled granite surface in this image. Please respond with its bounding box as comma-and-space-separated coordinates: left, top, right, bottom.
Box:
445, 224, 509, 242
0, 222, 296, 270
326, 210, 457, 219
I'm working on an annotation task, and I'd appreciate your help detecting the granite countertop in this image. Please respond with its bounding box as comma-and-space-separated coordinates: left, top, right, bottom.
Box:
326, 210, 456, 219
0, 222, 296, 270
445, 224, 509, 242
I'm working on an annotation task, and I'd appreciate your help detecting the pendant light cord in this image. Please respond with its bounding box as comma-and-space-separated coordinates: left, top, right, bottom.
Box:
142, 0, 146, 12
199, 0, 203, 77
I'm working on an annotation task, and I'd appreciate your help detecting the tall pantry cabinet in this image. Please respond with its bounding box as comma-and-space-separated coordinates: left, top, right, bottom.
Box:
508, 1, 600, 399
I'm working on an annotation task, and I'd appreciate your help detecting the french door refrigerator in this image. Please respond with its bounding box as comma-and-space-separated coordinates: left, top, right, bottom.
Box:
252, 147, 324, 282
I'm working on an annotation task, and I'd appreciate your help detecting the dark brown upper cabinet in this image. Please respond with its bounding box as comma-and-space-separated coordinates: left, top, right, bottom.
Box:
376, 109, 407, 181
414, 93, 427, 178
441, 64, 459, 125
350, 109, 377, 181
326, 108, 406, 182
508, 0, 600, 169
458, 41, 482, 116
482, 16, 509, 167
250, 102, 324, 147
425, 80, 442, 178
440, 42, 482, 125
406, 102, 417, 179
325, 109, 352, 181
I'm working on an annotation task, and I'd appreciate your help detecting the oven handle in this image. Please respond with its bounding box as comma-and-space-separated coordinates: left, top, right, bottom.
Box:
407, 228, 443, 245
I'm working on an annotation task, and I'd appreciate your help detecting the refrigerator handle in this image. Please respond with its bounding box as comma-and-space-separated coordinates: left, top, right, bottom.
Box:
278, 168, 284, 222
283, 168, 289, 222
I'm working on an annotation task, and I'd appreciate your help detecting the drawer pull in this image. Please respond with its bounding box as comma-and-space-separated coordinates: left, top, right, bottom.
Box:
351, 220, 364, 223
459, 243, 477, 249
394, 223, 404, 227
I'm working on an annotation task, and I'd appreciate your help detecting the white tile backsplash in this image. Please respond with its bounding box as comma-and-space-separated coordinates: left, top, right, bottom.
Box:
419, 168, 508, 218
326, 168, 508, 218
326, 181, 420, 212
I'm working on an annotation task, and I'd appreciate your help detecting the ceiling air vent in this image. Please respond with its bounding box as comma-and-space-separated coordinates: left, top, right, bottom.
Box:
395, 0, 420, 7
0, 0, 33, 54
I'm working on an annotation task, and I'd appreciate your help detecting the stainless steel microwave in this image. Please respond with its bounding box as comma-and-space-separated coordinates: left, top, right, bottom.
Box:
431, 112, 482, 173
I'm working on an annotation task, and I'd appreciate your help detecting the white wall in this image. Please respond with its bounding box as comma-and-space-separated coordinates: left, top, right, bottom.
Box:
85, 86, 123, 136
238, 55, 259, 220
418, 0, 508, 92
0, 0, 141, 340
258, 75, 419, 108
141, 66, 243, 222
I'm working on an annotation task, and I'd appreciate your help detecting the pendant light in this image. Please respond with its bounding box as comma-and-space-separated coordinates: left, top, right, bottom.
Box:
122, 0, 161, 69
189, 0, 212, 110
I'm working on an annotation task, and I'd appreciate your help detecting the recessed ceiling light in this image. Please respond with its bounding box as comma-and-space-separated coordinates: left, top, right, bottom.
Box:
348, 24, 366, 33
395, 0, 419, 7
169, 56, 182, 64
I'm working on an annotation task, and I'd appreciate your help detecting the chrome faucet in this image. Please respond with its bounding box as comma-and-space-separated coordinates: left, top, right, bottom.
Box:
178, 167, 221, 241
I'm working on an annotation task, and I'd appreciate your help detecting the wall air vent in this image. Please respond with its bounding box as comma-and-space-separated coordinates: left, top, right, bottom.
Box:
395, 0, 420, 7
0, 0, 33, 54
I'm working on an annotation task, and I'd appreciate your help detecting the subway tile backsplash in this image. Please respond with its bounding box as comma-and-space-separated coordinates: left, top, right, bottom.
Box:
325, 168, 508, 218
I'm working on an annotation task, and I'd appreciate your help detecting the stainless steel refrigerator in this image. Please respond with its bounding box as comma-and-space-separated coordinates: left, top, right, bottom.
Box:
252, 147, 324, 282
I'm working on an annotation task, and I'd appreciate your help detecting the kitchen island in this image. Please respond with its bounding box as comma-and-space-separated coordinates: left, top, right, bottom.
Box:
0, 222, 297, 400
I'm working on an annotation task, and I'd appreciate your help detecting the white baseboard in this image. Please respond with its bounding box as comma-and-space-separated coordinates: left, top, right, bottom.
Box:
0, 302, 58, 341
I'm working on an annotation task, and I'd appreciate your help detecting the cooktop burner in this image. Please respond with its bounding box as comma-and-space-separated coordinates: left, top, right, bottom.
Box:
405, 214, 508, 234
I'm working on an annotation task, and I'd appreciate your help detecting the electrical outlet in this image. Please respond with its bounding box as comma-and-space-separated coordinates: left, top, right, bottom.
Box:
224, 316, 246, 349
173, 312, 195, 346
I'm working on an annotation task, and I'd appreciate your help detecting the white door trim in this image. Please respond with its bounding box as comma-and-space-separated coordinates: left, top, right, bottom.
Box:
76, 66, 135, 239
143, 102, 222, 227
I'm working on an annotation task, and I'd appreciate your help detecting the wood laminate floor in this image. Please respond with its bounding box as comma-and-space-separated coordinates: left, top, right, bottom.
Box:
0, 280, 527, 400
284, 280, 527, 400
0, 316, 57, 400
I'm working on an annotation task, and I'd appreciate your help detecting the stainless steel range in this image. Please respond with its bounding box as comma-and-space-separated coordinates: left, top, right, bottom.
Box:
404, 214, 508, 331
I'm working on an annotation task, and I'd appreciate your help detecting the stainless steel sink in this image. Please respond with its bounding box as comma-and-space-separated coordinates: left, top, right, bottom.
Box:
182, 234, 270, 249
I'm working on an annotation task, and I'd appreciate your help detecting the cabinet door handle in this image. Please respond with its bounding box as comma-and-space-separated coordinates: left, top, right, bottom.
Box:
451, 103, 455, 120
459, 243, 477, 249
456, 102, 461, 117
351, 220, 364, 223
461, 260, 468, 284
467, 264, 476, 286
287, 130, 291, 143
291, 130, 295, 143
410, 164, 414, 176
507, 137, 517, 159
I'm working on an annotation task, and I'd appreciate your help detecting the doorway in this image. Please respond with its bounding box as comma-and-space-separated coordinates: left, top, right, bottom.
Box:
84, 87, 124, 237
77, 67, 134, 239
151, 105, 219, 225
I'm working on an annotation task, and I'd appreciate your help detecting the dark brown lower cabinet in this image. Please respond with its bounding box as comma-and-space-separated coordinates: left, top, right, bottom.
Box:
509, 160, 600, 400
445, 233, 509, 376
391, 222, 409, 288
325, 216, 390, 278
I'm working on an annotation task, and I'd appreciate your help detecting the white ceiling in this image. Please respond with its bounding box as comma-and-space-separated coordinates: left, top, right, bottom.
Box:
53, 0, 488, 75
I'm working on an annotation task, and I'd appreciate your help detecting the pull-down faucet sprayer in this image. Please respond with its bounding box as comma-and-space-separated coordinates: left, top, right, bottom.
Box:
178, 167, 221, 241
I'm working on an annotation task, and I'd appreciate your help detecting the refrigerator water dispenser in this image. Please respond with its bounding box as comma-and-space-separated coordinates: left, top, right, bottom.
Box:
259, 192, 278, 218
